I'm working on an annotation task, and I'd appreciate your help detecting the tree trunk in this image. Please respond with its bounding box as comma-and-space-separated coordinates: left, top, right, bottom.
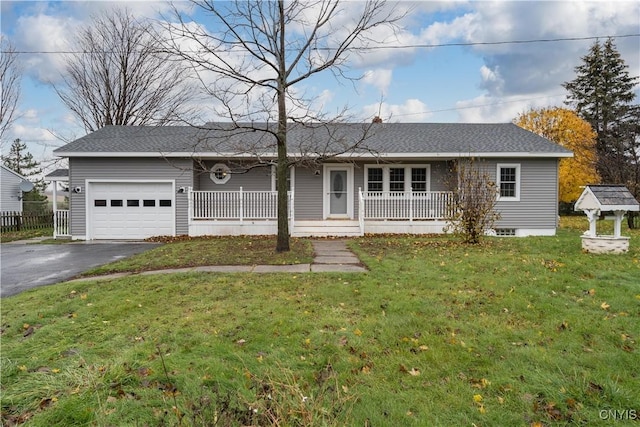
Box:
275, 0, 290, 253
275, 135, 290, 252
628, 211, 637, 229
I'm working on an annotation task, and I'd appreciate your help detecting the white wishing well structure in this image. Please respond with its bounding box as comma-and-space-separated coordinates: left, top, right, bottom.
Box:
574, 185, 640, 254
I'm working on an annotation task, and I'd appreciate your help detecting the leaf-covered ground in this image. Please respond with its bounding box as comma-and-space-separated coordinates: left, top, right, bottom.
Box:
1, 218, 639, 426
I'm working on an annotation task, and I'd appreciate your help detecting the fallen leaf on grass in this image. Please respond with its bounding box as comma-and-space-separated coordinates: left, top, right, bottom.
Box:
600, 302, 610, 310
471, 378, 491, 389
137, 367, 152, 377
557, 321, 569, 331
587, 382, 604, 394
39, 397, 57, 409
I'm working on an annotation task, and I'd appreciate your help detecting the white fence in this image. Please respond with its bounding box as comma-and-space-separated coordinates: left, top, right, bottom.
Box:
360, 191, 454, 220
190, 188, 292, 221
54, 210, 70, 237
190, 188, 453, 222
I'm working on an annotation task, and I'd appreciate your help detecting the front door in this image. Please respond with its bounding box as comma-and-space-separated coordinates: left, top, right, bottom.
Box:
324, 165, 353, 219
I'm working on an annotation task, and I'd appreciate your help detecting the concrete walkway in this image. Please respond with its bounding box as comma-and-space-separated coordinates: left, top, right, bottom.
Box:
68, 239, 366, 283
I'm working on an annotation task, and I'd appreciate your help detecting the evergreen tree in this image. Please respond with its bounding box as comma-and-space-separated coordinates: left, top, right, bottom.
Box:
563, 39, 639, 182
2, 139, 47, 211
563, 38, 640, 227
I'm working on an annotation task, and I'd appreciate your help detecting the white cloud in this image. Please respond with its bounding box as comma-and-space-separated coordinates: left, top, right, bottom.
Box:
456, 93, 564, 124
12, 2, 177, 83
362, 69, 393, 95
451, 1, 640, 96
479, 65, 504, 95
14, 14, 79, 82
362, 99, 431, 123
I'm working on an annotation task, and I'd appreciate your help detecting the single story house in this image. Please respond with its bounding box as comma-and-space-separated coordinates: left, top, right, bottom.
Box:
50, 122, 572, 240
1, 164, 34, 213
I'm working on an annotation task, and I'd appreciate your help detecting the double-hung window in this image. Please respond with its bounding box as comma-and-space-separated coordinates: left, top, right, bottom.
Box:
365, 165, 430, 193
367, 168, 383, 192
389, 168, 405, 192
497, 164, 520, 201
411, 168, 427, 192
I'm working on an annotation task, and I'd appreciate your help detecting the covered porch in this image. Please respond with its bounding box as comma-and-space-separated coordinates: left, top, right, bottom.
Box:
188, 187, 454, 236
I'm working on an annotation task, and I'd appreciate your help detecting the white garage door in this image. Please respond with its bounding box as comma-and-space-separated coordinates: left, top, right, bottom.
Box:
89, 182, 174, 239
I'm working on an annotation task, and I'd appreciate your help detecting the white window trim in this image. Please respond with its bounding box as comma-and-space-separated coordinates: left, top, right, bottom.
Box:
210, 163, 231, 184
323, 164, 354, 219
496, 163, 520, 201
364, 164, 431, 193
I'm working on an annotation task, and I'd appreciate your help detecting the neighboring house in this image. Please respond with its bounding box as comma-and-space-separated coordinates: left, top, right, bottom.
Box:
1, 164, 33, 213
50, 122, 572, 240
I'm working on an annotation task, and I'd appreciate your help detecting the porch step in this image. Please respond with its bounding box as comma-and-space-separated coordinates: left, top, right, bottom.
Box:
292, 221, 362, 237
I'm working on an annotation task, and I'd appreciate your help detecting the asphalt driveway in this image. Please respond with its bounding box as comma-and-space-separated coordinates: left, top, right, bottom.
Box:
0, 241, 161, 297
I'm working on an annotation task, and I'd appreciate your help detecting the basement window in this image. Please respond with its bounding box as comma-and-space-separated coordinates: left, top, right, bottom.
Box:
495, 228, 516, 236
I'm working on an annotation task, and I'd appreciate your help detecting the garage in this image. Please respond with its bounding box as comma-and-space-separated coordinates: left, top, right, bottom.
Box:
88, 182, 175, 239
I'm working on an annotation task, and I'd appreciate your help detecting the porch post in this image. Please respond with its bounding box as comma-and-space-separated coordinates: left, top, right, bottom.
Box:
409, 188, 413, 222
239, 186, 244, 223
52, 181, 58, 238
187, 187, 193, 226
358, 187, 365, 235
288, 190, 294, 233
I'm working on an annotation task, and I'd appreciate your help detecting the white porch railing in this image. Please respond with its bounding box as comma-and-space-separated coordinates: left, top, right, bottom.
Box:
54, 210, 70, 237
189, 188, 453, 223
360, 190, 454, 220
190, 187, 292, 221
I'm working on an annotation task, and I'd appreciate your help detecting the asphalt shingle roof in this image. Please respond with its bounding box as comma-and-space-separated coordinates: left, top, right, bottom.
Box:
586, 185, 640, 208
54, 122, 572, 157
44, 168, 69, 178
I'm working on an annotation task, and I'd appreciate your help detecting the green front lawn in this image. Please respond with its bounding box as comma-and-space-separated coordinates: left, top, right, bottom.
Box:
82, 236, 314, 276
1, 218, 639, 426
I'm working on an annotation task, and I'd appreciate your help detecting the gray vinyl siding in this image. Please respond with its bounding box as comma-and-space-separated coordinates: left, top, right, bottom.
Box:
1, 167, 23, 212
69, 157, 193, 237
491, 158, 560, 230
196, 161, 273, 191
430, 161, 455, 191
294, 167, 323, 220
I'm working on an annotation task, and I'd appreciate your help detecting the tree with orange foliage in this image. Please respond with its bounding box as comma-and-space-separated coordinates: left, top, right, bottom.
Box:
515, 107, 599, 203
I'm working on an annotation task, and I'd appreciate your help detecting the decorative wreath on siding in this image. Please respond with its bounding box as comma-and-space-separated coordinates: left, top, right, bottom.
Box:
210, 163, 231, 184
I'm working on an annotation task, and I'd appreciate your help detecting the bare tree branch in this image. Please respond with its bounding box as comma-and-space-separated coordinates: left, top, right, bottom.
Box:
0, 36, 21, 145
52, 8, 197, 132
160, 0, 405, 251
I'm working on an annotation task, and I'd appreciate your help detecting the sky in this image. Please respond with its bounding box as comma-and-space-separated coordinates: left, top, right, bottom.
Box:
1, 0, 639, 171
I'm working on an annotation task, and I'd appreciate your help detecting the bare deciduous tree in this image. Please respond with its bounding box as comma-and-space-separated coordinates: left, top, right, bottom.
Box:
162, 0, 404, 251
0, 36, 21, 145
445, 159, 501, 244
53, 8, 195, 132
